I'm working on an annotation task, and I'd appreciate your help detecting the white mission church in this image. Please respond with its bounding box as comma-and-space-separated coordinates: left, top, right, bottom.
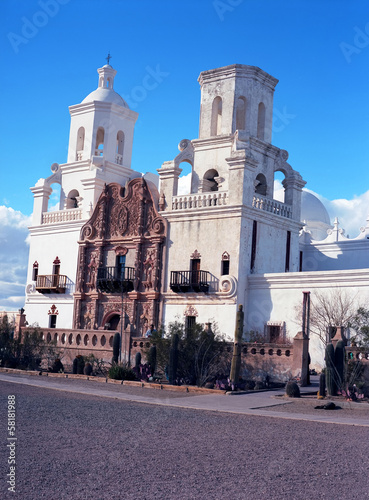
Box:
24, 61, 369, 368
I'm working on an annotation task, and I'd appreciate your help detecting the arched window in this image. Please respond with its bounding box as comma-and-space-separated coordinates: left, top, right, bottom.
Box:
66, 189, 80, 209
221, 251, 230, 275
47, 182, 61, 212
95, 127, 104, 156
236, 96, 246, 130
202, 169, 219, 192
211, 96, 222, 136
76, 127, 85, 160
107, 78, 111, 88
116, 130, 124, 164
257, 102, 266, 140
254, 173, 267, 196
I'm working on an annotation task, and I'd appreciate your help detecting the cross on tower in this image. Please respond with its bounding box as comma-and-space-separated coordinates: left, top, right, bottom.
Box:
106, 52, 112, 65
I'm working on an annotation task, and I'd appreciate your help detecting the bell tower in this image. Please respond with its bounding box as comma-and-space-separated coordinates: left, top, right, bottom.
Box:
198, 64, 278, 142
66, 63, 138, 168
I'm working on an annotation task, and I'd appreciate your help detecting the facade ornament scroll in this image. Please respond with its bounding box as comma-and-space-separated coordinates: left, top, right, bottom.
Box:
48, 304, 59, 315
173, 139, 194, 168
184, 304, 198, 317
190, 249, 201, 259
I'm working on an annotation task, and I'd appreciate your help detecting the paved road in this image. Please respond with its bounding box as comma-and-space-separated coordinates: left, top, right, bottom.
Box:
1, 375, 369, 500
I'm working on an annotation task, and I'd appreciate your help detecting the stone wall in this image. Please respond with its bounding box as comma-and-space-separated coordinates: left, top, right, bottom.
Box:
28, 328, 306, 382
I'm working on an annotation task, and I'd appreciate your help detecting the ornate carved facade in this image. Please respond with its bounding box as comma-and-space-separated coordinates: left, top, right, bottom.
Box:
73, 178, 166, 336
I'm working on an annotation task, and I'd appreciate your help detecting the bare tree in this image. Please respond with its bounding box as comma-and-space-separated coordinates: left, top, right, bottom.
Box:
295, 289, 359, 347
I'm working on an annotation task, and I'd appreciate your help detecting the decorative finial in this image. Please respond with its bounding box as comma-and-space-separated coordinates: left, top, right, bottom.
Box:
106, 52, 112, 65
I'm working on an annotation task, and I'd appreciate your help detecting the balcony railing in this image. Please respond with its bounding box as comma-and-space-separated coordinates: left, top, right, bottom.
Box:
170, 270, 210, 293
36, 275, 67, 294
42, 208, 83, 224
252, 196, 292, 219
96, 266, 135, 293
172, 192, 228, 210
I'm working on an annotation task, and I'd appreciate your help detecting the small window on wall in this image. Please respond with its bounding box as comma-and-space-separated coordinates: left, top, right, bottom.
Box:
185, 316, 196, 335
32, 262, 39, 281
49, 315, 57, 328
221, 252, 230, 275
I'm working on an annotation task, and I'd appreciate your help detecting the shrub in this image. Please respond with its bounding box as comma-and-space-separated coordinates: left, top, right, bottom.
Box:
285, 381, 300, 398
50, 358, 64, 373
108, 363, 137, 381
84, 363, 93, 376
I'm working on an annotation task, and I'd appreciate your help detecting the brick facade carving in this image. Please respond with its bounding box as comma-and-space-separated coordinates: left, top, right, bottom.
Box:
73, 178, 166, 336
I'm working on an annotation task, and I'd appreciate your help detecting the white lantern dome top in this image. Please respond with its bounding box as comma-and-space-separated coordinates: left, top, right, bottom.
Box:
81, 63, 129, 108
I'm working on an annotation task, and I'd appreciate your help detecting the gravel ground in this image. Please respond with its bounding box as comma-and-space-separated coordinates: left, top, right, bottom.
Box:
264, 395, 369, 420
1, 380, 369, 500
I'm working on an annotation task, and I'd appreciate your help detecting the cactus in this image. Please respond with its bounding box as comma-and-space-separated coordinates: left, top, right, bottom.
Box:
230, 305, 244, 388
84, 363, 93, 376
77, 355, 85, 375
148, 345, 157, 376
168, 333, 179, 385
334, 340, 345, 390
285, 381, 300, 398
112, 332, 120, 364
325, 343, 337, 396
319, 372, 326, 398
72, 357, 78, 374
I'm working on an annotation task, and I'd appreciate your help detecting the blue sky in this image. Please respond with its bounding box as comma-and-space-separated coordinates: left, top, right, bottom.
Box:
1, 0, 369, 310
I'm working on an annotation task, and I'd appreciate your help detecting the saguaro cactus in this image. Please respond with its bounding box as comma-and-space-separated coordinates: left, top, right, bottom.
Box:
112, 332, 120, 364
334, 340, 345, 390
168, 333, 179, 385
325, 342, 337, 396
148, 345, 157, 376
230, 304, 244, 388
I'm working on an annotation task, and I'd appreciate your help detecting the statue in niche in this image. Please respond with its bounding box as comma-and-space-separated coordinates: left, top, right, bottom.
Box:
87, 252, 98, 289
143, 250, 155, 290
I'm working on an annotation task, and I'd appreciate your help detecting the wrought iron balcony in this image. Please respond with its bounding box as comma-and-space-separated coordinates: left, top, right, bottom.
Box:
96, 266, 135, 293
170, 270, 210, 293
36, 275, 67, 294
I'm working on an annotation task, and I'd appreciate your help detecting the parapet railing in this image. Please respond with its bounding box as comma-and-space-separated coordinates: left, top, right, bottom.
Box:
252, 196, 292, 219
42, 208, 83, 224
172, 192, 228, 210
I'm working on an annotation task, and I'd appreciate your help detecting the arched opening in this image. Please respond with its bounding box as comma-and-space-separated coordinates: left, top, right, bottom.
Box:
273, 171, 285, 203
116, 130, 124, 164
202, 169, 219, 192
254, 173, 267, 196
107, 314, 120, 330
47, 182, 61, 212
257, 102, 266, 140
76, 127, 85, 160
211, 96, 222, 136
177, 161, 193, 195
66, 189, 80, 209
106, 78, 111, 88
236, 96, 246, 130
95, 127, 104, 156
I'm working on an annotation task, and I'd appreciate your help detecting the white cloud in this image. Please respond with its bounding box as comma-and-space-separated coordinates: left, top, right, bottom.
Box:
177, 172, 192, 195
0, 206, 31, 311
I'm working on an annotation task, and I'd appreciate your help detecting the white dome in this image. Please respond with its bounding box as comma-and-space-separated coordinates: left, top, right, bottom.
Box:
301, 191, 330, 225
81, 87, 129, 108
